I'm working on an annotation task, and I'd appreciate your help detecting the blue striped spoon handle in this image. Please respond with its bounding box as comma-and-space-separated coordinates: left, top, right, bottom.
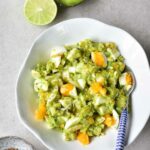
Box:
115, 108, 128, 150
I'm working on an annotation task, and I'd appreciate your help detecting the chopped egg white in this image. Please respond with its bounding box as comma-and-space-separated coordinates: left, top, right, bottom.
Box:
51, 56, 61, 68
68, 67, 76, 73
50, 46, 66, 68
96, 75, 105, 84
50, 46, 66, 57
119, 73, 127, 86
93, 96, 105, 106
107, 48, 120, 60
62, 70, 70, 80
77, 79, 86, 89
70, 86, 77, 97
59, 99, 72, 108
31, 70, 41, 79
112, 109, 119, 129
65, 117, 80, 129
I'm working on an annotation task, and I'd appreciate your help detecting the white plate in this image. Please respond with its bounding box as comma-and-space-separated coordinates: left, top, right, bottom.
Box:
16, 18, 150, 150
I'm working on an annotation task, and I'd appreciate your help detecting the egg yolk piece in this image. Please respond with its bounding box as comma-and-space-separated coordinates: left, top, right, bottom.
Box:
91, 82, 101, 93
104, 114, 116, 127
60, 83, 74, 96
77, 132, 90, 145
91, 82, 107, 95
126, 73, 133, 85
91, 52, 107, 67
35, 102, 46, 120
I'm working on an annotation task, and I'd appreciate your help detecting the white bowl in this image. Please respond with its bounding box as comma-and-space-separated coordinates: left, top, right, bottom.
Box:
16, 18, 150, 150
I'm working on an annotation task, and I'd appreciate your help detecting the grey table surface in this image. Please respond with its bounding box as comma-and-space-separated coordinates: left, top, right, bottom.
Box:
0, 0, 150, 150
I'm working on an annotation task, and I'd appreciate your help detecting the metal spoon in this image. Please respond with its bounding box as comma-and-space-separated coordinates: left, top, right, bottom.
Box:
115, 68, 136, 150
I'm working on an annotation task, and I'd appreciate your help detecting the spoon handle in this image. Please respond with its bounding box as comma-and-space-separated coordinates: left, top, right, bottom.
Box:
115, 108, 128, 150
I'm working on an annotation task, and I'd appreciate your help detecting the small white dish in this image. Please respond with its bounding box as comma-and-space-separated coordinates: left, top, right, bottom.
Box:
16, 18, 150, 150
0, 136, 34, 150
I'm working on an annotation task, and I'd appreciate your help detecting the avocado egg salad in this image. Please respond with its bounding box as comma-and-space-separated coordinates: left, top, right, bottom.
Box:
31, 39, 133, 145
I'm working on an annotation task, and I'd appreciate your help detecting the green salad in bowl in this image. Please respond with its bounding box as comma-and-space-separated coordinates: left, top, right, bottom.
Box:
31, 39, 133, 145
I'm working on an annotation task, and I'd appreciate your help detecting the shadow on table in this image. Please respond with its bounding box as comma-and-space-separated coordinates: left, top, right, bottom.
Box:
125, 118, 150, 150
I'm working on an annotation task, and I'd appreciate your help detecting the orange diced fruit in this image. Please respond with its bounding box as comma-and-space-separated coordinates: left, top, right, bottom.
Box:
91, 52, 107, 67
77, 132, 90, 145
60, 83, 74, 96
104, 114, 116, 127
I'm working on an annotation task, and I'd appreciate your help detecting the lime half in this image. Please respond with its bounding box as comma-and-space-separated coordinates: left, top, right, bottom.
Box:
24, 0, 57, 25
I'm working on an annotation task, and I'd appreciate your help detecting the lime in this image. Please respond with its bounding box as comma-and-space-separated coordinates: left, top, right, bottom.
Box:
56, 0, 84, 7
24, 0, 57, 25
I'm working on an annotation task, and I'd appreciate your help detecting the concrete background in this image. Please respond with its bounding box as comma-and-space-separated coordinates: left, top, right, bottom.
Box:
0, 0, 150, 149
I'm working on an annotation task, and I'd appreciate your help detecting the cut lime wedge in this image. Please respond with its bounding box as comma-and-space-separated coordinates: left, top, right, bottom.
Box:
24, 0, 57, 25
